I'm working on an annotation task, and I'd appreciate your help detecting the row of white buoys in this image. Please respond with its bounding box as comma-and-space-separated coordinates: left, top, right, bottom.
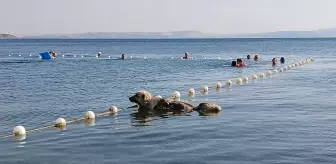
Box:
4, 54, 235, 61
8, 58, 314, 141
167, 58, 313, 100
11, 105, 121, 140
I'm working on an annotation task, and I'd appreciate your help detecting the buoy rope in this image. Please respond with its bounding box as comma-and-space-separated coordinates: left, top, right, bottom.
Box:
0, 58, 314, 140
0, 106, 136, 140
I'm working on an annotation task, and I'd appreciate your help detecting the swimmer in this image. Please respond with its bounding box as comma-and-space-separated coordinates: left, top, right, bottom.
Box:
49, 51, 57, 59
272, 57, 278, 66
280, 57, 285, 64
254, 55, 260, 61
247, 54, 251, 59
121, 53, 125, 60
231, 61, 237, 67
236, 58, 246, 67
97, 52, 102, 57
183, 52, 192, 59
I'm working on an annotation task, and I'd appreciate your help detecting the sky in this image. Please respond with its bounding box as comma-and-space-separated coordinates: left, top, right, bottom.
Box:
1, 0, 336, 35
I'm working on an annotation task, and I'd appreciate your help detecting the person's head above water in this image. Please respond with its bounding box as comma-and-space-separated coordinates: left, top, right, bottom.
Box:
247, 55, 251, 59
254, 55, 260, 61
236, 58, 246, 67
183, 52, 191, 59
231, 61, 237, 67
280, 57, 285, 63
237, 58, 243, 63
121, 54, 125, 59
272, 57, 278, 65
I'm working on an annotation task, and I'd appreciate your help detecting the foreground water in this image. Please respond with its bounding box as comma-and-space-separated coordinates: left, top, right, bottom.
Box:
0, 38, 335, 164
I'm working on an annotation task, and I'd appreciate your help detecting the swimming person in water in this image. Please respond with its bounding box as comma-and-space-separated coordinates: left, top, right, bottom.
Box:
121, 54, 125, 59
97, 52, 102, 57
247, 54, 251, 59
231, 61, 237, 67
183, 52, 192, 59
254, 55, 260, 61
49, 51, 57, 59
280, 57, 285, 63
272, 57, 278, 66
236, 58, 246, 67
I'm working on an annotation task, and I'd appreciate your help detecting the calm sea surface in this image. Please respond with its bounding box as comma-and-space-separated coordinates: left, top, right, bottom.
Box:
0, 38, 335, 164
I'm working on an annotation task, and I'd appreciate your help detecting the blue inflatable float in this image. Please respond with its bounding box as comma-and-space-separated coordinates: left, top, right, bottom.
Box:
39, 52, 54, 60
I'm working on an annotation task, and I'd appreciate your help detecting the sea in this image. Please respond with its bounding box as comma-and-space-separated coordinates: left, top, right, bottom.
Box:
0, 38, 335, 164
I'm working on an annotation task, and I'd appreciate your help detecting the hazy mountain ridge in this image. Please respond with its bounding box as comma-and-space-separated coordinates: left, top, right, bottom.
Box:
13, 28, 336, 38
0, 34, 16, 38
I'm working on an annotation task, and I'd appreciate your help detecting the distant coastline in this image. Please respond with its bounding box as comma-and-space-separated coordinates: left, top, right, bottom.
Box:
0, 34, 16, 38
3, 28, 336, 39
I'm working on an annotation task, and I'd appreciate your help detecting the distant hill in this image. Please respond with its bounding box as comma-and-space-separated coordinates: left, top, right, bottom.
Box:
21, 28, 336, 39
0, 34, 16, 38
224, 28, 336, 38
24, 31, 216, 39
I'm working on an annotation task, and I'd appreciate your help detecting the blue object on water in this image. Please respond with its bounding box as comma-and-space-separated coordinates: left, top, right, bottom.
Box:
39, 52, 52, 60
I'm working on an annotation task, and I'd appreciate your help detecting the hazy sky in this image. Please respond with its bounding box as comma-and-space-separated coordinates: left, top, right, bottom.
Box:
1, 0, 336, 35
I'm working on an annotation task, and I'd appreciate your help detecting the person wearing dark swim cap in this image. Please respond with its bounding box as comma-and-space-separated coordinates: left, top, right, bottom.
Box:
272, 57, 278, 66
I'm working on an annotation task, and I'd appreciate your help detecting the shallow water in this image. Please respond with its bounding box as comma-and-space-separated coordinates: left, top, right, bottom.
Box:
0, 38, 335, 164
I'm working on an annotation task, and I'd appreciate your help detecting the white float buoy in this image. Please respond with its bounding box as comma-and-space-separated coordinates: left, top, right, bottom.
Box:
130, 56, 133, 59
74, 55, 76, 58
144, 57, 147, 59
9, 54, 11, 57
279, 68, 284, 72
19, 55, 21, 57
81, 55, 84, 58
85, 111, 95, 119
242, 76, 248, 82
201, 85, 209, 92
273, 69, 278, 73
259, 73, 265, 78
252, 75, 258, 80
55, 118, 66, 127
108, 56, 111, 59
266, 70, 272, 76
172, 91, 181, 99
188, 88, 196, 96
109, 106, 118, 113
29, 54, 32, 57
216, 82, 222, 89
295, 63, 299, 67
62, 55, 65, 58
13, 126, 26, 136
226, 80, 232, 86
218, 57, 221, 60
236, 78, 243, 84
